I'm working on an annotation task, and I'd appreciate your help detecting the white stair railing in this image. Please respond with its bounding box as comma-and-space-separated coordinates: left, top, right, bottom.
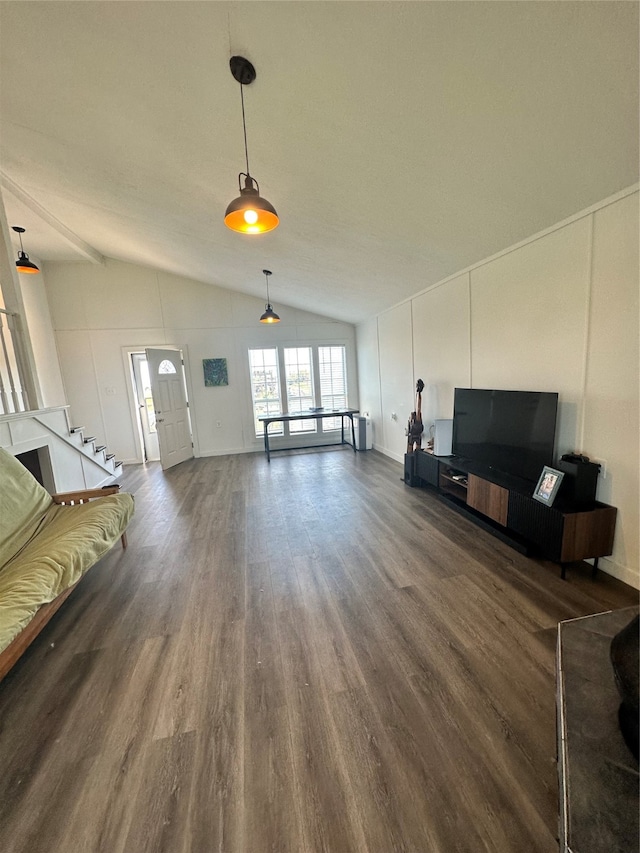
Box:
0, 308, 31, 414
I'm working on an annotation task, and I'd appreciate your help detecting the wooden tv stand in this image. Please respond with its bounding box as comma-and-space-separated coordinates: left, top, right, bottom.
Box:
406, 450, 617, 579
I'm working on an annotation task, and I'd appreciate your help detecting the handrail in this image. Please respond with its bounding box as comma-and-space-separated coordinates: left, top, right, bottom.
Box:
0, 404, 69, 423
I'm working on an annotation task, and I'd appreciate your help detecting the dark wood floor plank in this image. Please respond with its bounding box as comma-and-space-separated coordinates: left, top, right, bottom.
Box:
244, 568, 306, 851
1, 635, 170, 853
245, 559, 288, 714
243, 700, 306, 852
122, 731, 197, 853
184, 616, 245, 852
293, 554, 367, 695
328, 576, 549, 851
397, 579, 558, 799
56, 636, 174, 852
326, 598, 494, 852
269, 551, 305, 611
0, 449, 637, 852
328, 685, 447, 853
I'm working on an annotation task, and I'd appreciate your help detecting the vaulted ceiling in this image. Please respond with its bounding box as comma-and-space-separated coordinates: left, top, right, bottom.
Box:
1, 1, 638, 324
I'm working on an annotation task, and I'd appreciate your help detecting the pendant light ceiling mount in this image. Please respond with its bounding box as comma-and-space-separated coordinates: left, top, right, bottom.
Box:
229, 55, 256, 86
259, 269, 280, 324
11, 226, 40, 274
224, 56, 279, 235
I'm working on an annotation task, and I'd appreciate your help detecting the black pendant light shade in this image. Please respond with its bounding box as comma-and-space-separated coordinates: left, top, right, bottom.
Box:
260, 305, 280, 323
259, 269, 280, 323
12, 226, 39, 274
225, 174, 279, 234
225, 56, 279, 235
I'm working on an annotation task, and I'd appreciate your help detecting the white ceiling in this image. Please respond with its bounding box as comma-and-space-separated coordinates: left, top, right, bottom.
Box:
1, 1, 638, 325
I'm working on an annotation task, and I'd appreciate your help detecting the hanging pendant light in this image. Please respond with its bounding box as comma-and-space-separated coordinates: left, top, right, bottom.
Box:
11, 226, 40, 274
259, 269, 280, 323
224, 56, 279, 235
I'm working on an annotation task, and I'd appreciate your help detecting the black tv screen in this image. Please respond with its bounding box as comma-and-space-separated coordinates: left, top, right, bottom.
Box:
452, 388, 558, 482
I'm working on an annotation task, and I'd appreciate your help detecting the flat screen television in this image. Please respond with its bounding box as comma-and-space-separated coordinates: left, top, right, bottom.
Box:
452, 388, 558, 483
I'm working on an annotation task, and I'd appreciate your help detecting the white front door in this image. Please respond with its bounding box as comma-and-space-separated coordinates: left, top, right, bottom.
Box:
145, 348, 193, 470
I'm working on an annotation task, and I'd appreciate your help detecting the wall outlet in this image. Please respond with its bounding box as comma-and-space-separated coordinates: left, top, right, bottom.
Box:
592, 458, 607, 479
105, 386, 116, 396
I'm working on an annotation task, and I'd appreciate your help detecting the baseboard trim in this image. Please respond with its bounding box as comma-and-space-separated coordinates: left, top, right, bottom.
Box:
587, 556, 639, 591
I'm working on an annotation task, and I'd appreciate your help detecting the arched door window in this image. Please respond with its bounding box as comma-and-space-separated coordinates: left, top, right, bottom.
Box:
158, 359, 177, 374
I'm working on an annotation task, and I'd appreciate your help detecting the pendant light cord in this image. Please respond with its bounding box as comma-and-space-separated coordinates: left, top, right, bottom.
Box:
240, 83, 250, 177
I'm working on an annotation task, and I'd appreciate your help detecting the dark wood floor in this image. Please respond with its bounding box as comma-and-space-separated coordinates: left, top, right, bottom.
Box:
0, 449, 637, 853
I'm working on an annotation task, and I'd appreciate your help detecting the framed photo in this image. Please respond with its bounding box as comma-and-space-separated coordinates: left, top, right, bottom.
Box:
533, 465, 564, 506
203, 358, 228, 387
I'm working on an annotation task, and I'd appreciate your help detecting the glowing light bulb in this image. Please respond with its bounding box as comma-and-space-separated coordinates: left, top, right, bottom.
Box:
244, 209, 259, 225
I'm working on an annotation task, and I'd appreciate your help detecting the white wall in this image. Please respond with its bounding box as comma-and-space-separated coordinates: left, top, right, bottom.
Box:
377, 301, 413, 458
583, 194, 639, 582
357, 188, 639, 588
413, 272, 471, 429
355, 318, 382, 446
18, 261, 67, 409
42, 259, 357, 463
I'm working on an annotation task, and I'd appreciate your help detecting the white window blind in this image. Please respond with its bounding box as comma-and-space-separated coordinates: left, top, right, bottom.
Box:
318, 346, 347, 431
284, 347, 315, 433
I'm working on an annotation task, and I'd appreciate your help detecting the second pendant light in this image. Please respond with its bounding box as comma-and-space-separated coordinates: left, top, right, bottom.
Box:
259, 269, 280, 324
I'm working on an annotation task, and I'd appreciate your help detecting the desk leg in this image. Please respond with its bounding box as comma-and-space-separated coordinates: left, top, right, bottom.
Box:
263, 424, 270, 463
350, 415, 356, 452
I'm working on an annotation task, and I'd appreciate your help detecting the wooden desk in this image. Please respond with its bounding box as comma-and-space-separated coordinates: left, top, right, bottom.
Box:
258, 408, 359, 462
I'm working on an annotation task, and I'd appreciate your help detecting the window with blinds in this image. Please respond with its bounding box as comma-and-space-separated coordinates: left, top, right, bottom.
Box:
249, 348, 283, 437
318, 345, 347, 431
284, 347, 315, 433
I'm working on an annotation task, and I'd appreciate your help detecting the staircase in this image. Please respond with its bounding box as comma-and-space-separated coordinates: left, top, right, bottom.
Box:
0, 406, 122, 492
65, 424, 124, 479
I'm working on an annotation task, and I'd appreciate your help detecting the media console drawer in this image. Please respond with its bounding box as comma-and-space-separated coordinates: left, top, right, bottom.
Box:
467, 475, 508, 525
